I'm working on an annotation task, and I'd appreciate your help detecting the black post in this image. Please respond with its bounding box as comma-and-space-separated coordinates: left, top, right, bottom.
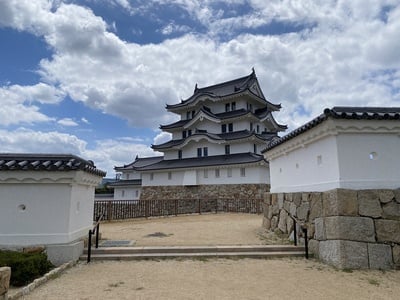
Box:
95, 223, 100, 249
87, 230, 92, 263
303, 227, 309, 259
293, 220, 297, 246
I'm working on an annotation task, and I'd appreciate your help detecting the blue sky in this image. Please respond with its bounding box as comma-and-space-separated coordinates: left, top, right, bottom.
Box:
0, 0, 399, 176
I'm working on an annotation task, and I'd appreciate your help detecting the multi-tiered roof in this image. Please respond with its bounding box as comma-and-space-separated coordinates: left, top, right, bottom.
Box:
153, 69, 286, 153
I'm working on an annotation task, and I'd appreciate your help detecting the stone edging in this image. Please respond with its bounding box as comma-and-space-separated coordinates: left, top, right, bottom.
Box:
8, 261, 77, 300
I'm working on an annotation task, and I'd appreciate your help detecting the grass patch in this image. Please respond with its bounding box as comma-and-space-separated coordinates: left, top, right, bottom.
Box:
0, 250, 54, 287
367, 278, 380, 286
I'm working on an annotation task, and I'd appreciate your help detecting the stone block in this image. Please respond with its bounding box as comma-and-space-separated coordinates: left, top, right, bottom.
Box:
308, 239, 320, 258
319, 240, 369, 269
278, 209, 288, 233
286, 215, 294, 233
283, 200, 290, 212
0, 267, 11, 297
382, 201, 400, 219
272, 203, 279, 216
264, 192, 272, 204
314, 218, 326, 241
324, 216, 375, 242
375, 219, 400, 244
368, 243, 393, 270
302, 192, 310, 203
293, 193, 302, 206
297, 202, 310, 221
271, 193, 278, 205
379, 190, 395, 204
394, 189, 400, 204
309, 193, 322, 221
46, 240, 84, 266
263, 203, 270, 218
262, 217, 271, 230
278, 193, 284, 209
392, 245, 400, 268
358, 190, 382, 218
322, 189, 358, 217
285, 193, 293, 202
289, 202, 297, 217
271, 216, 278, 231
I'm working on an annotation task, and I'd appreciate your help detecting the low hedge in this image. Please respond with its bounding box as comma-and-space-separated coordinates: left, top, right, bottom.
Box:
0, 250, 54, 286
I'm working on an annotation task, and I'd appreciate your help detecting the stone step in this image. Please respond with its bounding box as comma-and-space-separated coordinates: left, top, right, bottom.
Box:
80, 251, 306, 261
80, 244, 306, 261
83, 245, 304, 255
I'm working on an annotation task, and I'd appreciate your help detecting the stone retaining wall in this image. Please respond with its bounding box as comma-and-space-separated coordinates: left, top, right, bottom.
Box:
262, 188, 400, 269
141, 184, 270, 201
0, 267, 11, 300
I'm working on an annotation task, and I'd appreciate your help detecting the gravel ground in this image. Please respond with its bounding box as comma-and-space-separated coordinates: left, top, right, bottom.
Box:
99, 213, 288, 246
11, 214, 400, 299
20, 258, 400, 300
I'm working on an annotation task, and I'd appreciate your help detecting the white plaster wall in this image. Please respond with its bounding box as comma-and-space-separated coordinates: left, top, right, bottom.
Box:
336, 133, 400, 189
197, 165, 269, 185
268, 134, 340, 193
142, 164, 269, 186
113, 186, 141, 200
0, 183, 72, 245
0, 170, 102, 246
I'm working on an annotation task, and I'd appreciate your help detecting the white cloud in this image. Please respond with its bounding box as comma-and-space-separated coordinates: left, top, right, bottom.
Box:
153, 131, 172, 145
57, 118, 79, 127
0, 0, 399, 141
81, 117, 90, 124
0, 83, 62, 125
0, 128, 157, 176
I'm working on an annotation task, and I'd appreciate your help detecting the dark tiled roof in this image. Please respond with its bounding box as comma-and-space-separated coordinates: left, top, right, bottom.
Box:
152, 130, 274, 150
115, 156, 164, 171
108, 179, 142, 187
165, 70, 282, 111
137, 152, 266, 171
263, 107, 400, 152
0, 153, 106, 176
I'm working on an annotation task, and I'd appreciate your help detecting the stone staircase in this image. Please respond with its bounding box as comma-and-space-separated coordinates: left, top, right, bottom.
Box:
80, 244, 306, 261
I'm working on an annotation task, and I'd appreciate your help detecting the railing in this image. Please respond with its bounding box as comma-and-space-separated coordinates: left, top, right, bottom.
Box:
94, 198, 263, 221
285, 209, 309, 259
87, 213, 104, 263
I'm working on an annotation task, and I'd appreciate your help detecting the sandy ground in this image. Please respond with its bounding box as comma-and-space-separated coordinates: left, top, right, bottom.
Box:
99, 213, 288, 246
20, 259, 400, 300
11, 214, 400, 299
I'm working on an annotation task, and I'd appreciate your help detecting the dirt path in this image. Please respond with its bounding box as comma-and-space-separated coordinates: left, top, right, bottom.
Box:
13, 214, 400, 299
20, 258, 400, 300
100, 213, 287, 246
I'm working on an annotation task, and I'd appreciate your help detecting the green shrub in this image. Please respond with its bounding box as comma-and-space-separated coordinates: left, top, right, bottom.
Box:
0, 250, 54, 286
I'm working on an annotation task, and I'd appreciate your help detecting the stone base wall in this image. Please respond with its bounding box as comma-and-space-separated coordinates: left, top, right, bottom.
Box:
262, 189, 400, 269
141, 184, 270, 201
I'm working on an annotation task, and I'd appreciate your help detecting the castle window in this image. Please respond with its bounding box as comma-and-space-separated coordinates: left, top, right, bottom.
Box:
168, 172, 172, 180
222, 124, 227, 133
227, 168, 232, 177
253, 144, 257, 153
203, 147, 208, 157
215, 169, 220, 178
121, 190, 125, 197
228, 123, 233, 132
225, 145, 230, 155
182, 131, 187, 138
225, 103, 230, 112
240, 168, 246, 177
135, 190, 139, 198
197, 148, 202, 157
178, 150, 182, 159
231, 102, 236, 110
250, 122, 253, 131
256, 125, 260, 133
191, 110, 195, 118
188, 129, 192, 136
150, 173, 154, 181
